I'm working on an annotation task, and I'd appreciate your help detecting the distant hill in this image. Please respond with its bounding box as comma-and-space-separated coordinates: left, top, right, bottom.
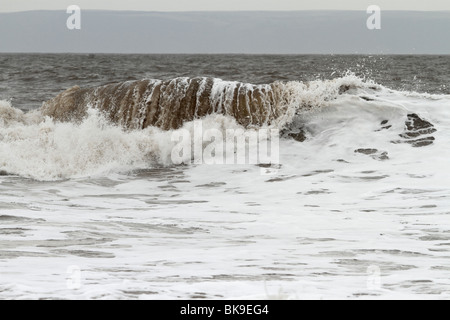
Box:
0, 10, 449, 54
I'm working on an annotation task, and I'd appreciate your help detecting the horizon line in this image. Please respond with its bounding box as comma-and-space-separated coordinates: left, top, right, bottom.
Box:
1, 9, 450, 14
1, 52, 449, 56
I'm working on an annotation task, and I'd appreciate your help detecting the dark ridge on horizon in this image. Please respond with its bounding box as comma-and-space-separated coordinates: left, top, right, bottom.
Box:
0, 10, 449, 54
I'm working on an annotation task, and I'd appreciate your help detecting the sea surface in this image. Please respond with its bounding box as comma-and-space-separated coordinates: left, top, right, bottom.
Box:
0, 54, 449, 299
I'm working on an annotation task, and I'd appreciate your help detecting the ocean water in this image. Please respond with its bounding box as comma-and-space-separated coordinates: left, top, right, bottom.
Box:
0, 54, 449, 299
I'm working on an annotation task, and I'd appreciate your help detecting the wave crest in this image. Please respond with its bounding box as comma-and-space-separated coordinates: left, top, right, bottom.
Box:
40, 75, 371, 130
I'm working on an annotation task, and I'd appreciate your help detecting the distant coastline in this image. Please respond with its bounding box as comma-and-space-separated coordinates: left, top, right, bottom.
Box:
0, 10, 449, 54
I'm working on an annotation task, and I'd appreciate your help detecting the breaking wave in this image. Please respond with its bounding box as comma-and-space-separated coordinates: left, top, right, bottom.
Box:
0, 75, 445, 181
40, 75, 375, 130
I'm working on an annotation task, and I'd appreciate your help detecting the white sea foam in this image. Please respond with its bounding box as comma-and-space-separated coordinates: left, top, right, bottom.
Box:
0, 109, 241, 180
1, 77, 449, 299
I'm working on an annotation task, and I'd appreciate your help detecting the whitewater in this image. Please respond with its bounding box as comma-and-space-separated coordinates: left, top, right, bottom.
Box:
0, 54, 449, 300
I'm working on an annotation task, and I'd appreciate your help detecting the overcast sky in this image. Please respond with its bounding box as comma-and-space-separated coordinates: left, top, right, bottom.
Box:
1, 0, 450, 12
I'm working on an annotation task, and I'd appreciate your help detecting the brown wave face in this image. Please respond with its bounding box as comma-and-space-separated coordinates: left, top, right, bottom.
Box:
40, 77, 291, 130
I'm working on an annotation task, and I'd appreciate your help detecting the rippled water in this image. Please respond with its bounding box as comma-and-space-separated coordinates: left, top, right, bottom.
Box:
0, 54, 449, 299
